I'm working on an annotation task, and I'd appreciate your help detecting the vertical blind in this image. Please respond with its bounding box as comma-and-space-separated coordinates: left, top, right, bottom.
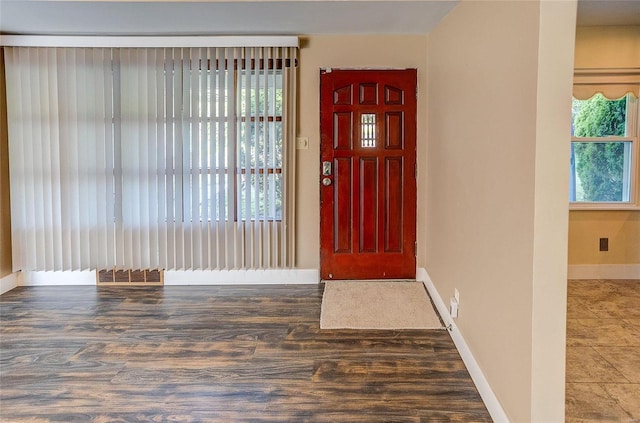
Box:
4, 46, 297, 272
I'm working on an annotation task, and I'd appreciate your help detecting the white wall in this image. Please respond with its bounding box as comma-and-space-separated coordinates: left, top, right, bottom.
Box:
425, 1, 576, 421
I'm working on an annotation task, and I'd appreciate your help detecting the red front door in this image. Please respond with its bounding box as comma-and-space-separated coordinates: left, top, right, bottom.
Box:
320, 69, 417, 280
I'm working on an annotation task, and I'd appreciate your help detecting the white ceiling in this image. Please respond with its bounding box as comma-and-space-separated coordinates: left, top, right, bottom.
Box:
0, 1, 459, 36
0, 0, 638, 37
577, 0, 640, 26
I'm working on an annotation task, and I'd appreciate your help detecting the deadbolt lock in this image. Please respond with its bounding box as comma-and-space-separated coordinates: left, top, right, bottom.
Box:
322, 161, 332, 176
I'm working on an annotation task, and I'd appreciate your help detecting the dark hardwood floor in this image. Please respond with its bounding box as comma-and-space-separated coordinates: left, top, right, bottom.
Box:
0, 285, 491, 422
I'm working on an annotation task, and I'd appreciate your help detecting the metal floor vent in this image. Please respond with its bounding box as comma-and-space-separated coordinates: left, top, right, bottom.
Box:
97, 269, 164, 286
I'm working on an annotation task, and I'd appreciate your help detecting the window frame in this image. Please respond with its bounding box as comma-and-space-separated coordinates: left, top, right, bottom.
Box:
570, 93, 640, 210
179, 60, 286, 223
234, 67, 284, 222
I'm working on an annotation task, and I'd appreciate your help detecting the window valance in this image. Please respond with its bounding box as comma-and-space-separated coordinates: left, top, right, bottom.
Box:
573, 67, 640, 100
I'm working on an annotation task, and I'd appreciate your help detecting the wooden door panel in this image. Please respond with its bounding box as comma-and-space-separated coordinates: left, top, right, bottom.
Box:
320, 69, 417, 280
385, 156, 404, 253
359, 83, 378, 105
359, 157, 378, 253
333, 157, 352, 253
385, 85, 404, 104
385, 112, 404, 149
334, 112, 353, 150
334, 85, 353, 105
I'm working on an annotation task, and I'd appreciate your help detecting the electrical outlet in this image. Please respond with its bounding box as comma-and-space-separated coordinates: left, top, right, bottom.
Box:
599, 237, 608, 252
450, 297, 459, 318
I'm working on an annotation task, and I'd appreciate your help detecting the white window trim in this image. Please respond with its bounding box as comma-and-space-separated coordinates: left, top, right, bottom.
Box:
570, 93, 640, 211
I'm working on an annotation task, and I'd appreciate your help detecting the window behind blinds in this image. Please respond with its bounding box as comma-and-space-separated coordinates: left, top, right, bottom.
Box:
5, 46, 298, 271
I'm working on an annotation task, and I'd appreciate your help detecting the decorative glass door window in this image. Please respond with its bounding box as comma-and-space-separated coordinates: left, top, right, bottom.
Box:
361, 113, 376, 148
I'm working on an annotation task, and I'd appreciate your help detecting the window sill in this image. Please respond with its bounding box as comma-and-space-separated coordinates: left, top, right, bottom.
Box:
569, 203, 640, 211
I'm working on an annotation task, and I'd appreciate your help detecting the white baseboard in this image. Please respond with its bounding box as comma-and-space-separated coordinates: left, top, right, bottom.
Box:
19, 269, 320, 286
164, 269, 319, 285
22, 271, 96, 286
417, 267, 509, 423
568, 264, 640, 280
0, 272, 21, 295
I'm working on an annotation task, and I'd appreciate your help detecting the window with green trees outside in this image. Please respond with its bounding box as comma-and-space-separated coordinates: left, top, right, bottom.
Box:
570, 93, 638, 206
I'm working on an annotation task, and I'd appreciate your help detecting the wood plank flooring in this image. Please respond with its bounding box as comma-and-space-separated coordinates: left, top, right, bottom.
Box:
0, 285, 490, 422
566, 279, 640, 423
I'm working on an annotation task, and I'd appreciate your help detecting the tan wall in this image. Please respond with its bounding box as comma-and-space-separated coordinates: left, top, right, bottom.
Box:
425, 1, 575, 421
574, 26, 640, 69
569, 26, 640, 266
530, 3, 577, 421
0, 49, 12, 278
569, 211, 640, 264
296, 35, 428, 268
